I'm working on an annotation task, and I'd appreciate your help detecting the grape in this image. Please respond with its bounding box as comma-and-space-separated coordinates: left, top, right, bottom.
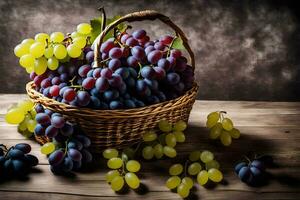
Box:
103, 149, 119, 159
48, 150, 64, 166
142, 146, 154, 160
173, 120, 187, 131
177, 183, 190, 198
125, 172, 140, 189
111, 176, 124, 191
238, 166, 251, 182
153, 67, 166, 80
78, 64, 91, 77
45, 125, 58, 138
85, 50, 94, 63
145, 45, 155, 55
174, 57, 187, 72
101, 68, 113, 79
73, 37, 87, 48
77, 91, 91, 106
165, 133, 176, 147
24, 154, 39, 167
147, 50, 163, 64
208, 168, 223, 182
234, 162, 247, 174
182, 177, 193, 189
34, 124, 45, 136
68, 148, 82, 161
35, 113, 50, 125
108, 58, 121, 70
132, 29, 146, 39
220, 131, 232, 146
173, 131, 185, 142
170, 49, 182, 58
131, 46, 145, 60
95, 77, 109, 92
67, 44, 82, 58
82, 77, 95, 90
166, 176, 181, 189
109, 101, 123, 109
63, 88, 76, 102
47, 57, 59, 70
197, 170, 209, 185
107, 157, 123, 169
54, 44, 67, 59
50, 32, 64, 43
12, 159, 28, 176
160, 35, 173, 45
44, 47, 54, 59
77, 23, 92, 34
18, 100, 34, 113
100, 40, 115, 53
142, 131, 157, 142
209, 122, 222, 139
166, 72, 180, 85
41, 142, 55, 155
115, 67, 129, 79
206, 160, 220, 170
222, 118, 233, 131
106, 170, 120, 183
34, 33, 49, 43
126, 160, 141, 172
153, 143, 164, 159
19, 54, 35, 68
51, 115, 65, 128
163, 146, 176, 158
125, 37, 138, 47
21, 38, 35, 45
109, 47, 122, 59
251, 160, 265, 171
26, 119, 36, 132
188, 162, 202, 175
103, 90, 119, 101
41, 78, 51, 89
30, 42, 45, 58
158, 120, 172, 132
229, 128, 240, 139
154, 42, 165, 51
167, 56, 176, 68
14, 143, 31, 154
206, 112, 220, 128
189, 150, 200, 162
49, 85, 60, 97
169, 163, 183, 175
200, 151, 214, 163
14, 43, 30, 57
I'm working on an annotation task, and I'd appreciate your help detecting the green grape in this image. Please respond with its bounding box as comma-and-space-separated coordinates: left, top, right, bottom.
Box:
14, 43, 30, 57
107, 157, 123, 169
77, 23, 92, 34
126, 160, 141, 172
229, 128, 240, 139
222, 118, 233, 131
165, 176, 181, 189
173, 120, 187, 131
206, 111, 220, 128
125, 172, 140, 189
163, 146, 176, 158
50, 32, 65, 43
142, 130, 157, 142
153, 143, 164, 159
34, 57, 47, 75
5, 108, 25, 124
26, 119, 36, 132
205, 160, 220, 170
169, 163, 183, 176
71, 31, 83, 39
209, 122, 222, 139
18, 100, 34, 113
30, 109, 37, 118
34, 33, 50, 44
67, 44, 82, 58
44, 46, 54, 58
21, 38, 35, 45
188, 162, 202, 175
189, 150, 201, 162
122, 148, 135, 160
200, 150, 214, 163
220, 131, 232, 146
105, 170, 120, 183
103, 148, 119, 159
41, 142, 55, 155
177, 183, 190, 198
111, 176, 124, 191
73, 36, 87, 48
158, 120, 172, 132
182, 177, 193, 189
208, 168, 223, 182
165, 133, 176, 147
53, 44, 67, 59
158, 133, 166, 145
19, 54, 35, 68
47, 57, 59, 70
142, 146, 154, 160
30, 42, 46, 58
18, 120, 28, 131
25, 66, 34, 74
173, 131, 185, 142
197, 170, 208, 185
22, 130, 33, 138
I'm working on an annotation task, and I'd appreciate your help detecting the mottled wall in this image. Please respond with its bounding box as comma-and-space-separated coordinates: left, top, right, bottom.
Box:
0, 0, 299, 101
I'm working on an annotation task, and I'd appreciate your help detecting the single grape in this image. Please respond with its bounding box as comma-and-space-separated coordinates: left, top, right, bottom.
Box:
131, 46, 145, 60
200, 151, 214, 163
14, 43, 30, 57
234, 162, 247, 174
182, 177, 193, 189
222, 118, 234, 131
77, 23, 92, 34
208, 168, 223, 182
197, 170, 209, 185
153, 143, 164, 159
166, 72, 180, 85
106, 170, 120, 183
95, 77, 109, 92
68, 148, 82, 162
41, 142, 55, 155
19, 54, 35, 68
206, 160, 220, 170
169, 163, 183, 176
142, 146, 154, 160
132, 29, 146, 39
160, 35, 173, 45
189, 150, 201, 162
229, 128, 240, 139
126, 160, 141, 172
63, 88, 76, 102
67, 44, 82, 58
209, 122, 222, 139
163, 146, 177, 158
147, 50, 163, 64
173, 131, 186, 142
49, 85, 60, 97
15, 143, 31, 154
158, 120, 172, 132
125, 37, 138, 47
26, 119, 36, 132
45, 125, 58, 138
48, 150, 65, 166
251, 160, 265, 171
103, 148, 119, 159
238, 166, 251, 182
50, 32, 65, 43
5, 108, 25, 124
111, 176, 125, 191
34, 33, 49, 43
170, 49, 182, 58
44, 46, 54, 58
125, 172, 140, 189
107, 157, 123, 169
177, 183, 190, 198
109, 47, 122, 59
142, 131, 157, 142
165, 133, 177, 147
165, 176, 181, 189
47, 57, 59, 70
220, 131, 232, 146
30, 42, 46, 58
100, 40, 115, 53
54, 44, 67, 59
77, 91, 91, 106
73, 36, 87, 48
206, 111, 220, 128
188, 162, 202, 175
18, 100, 34, 113
21, 38, 35, 45
173, 120, 187, 131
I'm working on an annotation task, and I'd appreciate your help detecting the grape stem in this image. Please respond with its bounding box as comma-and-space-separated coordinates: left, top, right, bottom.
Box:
183, 160, 189, 177
137, 62, 143, 78
166, 35, 177, 57
4, 146, 14, 158
243, 155, 252, 165
0, 144, 8, 152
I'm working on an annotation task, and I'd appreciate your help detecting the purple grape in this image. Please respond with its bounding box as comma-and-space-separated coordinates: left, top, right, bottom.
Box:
145, 45, 155, 55
49, 150, 65, 166
92, 68, 101, 78
35, 104, 44, 113
100, 40, 115, 53
103, 90, 119, 101
35, 113, 51, 125
141, 66, 156, 79
30, 72, 37, 80
101, 68, 113, 79
158, 58, 171, 71
136, 79, 147, 92
145, 41, 154, 47
85, 51, 94, 63
251, 160, 265, 171
159, 35, 174, 45
77, 91, 91, 106
147, 50, 163, 64
95, 77, 109, 92
75, 135, 91, 148
51, 76, 61, 85
68, 149, 82, 161
34, 124, 45, 136
121, 34, 131, 43
81, 149, 92, 163
108, 59, 121, 71
51, 115, 65, 128
15, 143, 31, 154
90, 96, 101, 108
60, 122, 74, 137
45, 125, 58, 138
126, 56, 138, 68
82, 77, 95, 90
174, 57, 187, 72
109, 47, 122, 59
63, 88, 76, 102
59, 86, 69, 97
115, 67, 129, 79
83, 46, 92, 54
109, 74, 123, 88
154, 67, 166, 80
109, 101, 123, 109
128, 67, 138, 78
167, 57, 176, 68
41, 78, 52, 89
58, 82, 67, 89
86, 69, 94, 77
166, 72, 180, 85
238, 166, 252, 183
68, 65, 77, 77
131, 46, 145, 60
132, 29, 146, 39
144, 79, 158, 90
62, 157, 73, 172
60, 73, 69, 82
154, 42, 165, 51
57, 65, 68, 74
126, 37, 138, 47
170, 49, 182, 58
78, 64, 91, 78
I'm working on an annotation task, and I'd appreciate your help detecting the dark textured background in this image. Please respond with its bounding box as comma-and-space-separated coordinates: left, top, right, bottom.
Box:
0, 0, 299, 101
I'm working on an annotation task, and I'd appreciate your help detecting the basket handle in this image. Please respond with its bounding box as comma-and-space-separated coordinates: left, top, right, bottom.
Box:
94, 10, 195, 70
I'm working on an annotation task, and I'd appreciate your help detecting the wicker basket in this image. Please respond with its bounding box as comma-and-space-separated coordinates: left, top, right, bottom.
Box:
26, 10, 199, 153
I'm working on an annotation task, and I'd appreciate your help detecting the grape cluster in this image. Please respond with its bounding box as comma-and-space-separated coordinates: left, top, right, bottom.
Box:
141, 120, 187, 160
206, 111, 240, 146
235, 155, 273, 186
166, 150, 223, 198
33, 104, 93, 174
103, 148, 141, 191
0, 143, 38, 180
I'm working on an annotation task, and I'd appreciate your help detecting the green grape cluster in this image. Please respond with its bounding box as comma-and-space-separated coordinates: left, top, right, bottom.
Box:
165, 150, 223, 198
14, 23, 92, 74
102, 148, 141, 192
206, 111, 241, 146
141, 120, 187, 160
5, 99, 36, 138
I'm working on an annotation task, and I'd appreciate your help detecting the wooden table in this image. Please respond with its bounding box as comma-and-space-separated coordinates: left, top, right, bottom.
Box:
0, 94, 299, 200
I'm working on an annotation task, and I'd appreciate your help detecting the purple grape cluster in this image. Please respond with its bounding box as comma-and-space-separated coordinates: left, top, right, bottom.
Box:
29, 29, 195, 109
34, 104, 92, 174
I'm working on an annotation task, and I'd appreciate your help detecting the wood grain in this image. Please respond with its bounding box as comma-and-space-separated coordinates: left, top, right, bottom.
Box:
0, 95, 299, 199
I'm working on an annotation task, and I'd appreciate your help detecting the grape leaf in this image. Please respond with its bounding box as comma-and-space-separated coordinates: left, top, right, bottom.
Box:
171, 37, 185, 50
